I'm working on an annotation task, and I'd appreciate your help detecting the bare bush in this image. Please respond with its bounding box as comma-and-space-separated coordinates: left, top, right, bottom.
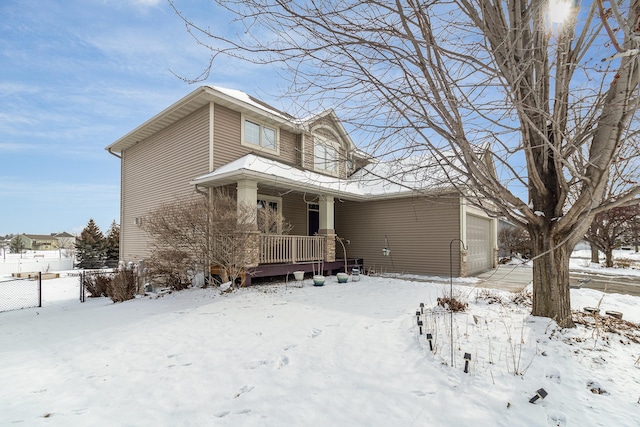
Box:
84, 272, 111, 298
437, 296, 468, 313
144, 249, 193, 291
143, 188, 292, 291
499, 227, 532, 259
107, 267, 138, 303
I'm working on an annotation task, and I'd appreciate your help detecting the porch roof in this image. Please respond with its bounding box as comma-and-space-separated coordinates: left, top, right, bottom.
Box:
190, 154, 455, 200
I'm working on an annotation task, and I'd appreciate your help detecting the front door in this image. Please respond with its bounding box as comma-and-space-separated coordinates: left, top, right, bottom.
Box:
308, 203, 319, 236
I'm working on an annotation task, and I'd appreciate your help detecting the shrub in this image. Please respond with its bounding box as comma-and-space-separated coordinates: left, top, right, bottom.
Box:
145, 249, 193, 291
84, 272, 111, 297
107, 268, 138, 303
437, 296, 468, 312
614, 258, 636, 269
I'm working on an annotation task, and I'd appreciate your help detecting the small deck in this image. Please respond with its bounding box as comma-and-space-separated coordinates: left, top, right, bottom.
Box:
245, 258, 363, 286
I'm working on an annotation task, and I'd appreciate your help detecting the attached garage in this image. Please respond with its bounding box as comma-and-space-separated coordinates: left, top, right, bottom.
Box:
466, 213, 493, 275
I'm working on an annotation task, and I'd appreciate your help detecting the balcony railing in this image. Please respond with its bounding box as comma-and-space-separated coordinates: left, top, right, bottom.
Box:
259, 234, 325, 264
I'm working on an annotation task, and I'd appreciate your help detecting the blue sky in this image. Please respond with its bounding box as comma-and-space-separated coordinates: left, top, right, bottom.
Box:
0, 0, 286, 236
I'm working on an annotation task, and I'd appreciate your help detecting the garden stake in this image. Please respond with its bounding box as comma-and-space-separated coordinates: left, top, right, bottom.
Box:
529, 388, 548, 404
426, 333, 434, 352
418, 320, 423, 335
464, 353, 471, 373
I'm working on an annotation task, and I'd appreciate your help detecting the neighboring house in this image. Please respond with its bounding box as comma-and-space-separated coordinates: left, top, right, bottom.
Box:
21, 234, 59, 251
106, 86, 497, 282
53, 232, 76, 251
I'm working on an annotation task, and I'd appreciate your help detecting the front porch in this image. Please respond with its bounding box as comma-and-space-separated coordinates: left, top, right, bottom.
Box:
245, 257, 364, 286
210, 234, 363, 286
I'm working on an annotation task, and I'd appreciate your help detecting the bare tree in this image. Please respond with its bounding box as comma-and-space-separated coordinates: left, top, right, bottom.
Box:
584, 205, 640, 267
143, 189, 291, 290
171, 0, 640, 327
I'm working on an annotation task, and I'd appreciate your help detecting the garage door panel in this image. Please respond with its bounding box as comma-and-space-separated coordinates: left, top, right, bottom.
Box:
467, 214, 492, 275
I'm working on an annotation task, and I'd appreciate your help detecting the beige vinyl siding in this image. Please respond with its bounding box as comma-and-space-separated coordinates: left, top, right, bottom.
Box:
121, 106, 210, 261
212, 104, 241, 168
335, 195, 462, 276
213, 104, 299, 168
280, 192, 310, 235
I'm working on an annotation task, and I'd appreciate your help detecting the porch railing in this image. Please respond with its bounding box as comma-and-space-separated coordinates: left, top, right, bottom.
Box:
259, 235, 325, 264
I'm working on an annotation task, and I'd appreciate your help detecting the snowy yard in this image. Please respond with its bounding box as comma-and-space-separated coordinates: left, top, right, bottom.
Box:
1, 271, 639, 426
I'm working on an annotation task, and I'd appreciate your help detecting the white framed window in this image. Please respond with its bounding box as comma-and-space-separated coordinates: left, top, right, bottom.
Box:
314, 136, 339, 174
257, 194, 282, 234
242, 116, 279, 154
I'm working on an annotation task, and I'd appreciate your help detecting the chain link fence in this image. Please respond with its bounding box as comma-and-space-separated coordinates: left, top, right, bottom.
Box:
0, 273, 42, 313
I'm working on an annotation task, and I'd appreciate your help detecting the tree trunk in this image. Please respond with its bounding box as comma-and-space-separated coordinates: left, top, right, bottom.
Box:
530, 231, 574, 328
590, 244, 599, 264
604, 246, 614, 268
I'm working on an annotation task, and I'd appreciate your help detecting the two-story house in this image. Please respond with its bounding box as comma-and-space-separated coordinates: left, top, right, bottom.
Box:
106, 86, 497, 284
21, 234, 59, 251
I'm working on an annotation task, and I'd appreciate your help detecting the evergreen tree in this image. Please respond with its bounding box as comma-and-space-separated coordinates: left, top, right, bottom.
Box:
10, 235, 26, 256
105, 220, 120, 268
76, 219, 106, 269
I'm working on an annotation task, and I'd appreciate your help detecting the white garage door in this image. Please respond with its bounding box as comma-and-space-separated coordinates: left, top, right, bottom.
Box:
466, 214, 492, 275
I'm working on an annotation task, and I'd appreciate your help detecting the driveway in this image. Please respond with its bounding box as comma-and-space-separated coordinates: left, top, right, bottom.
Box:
473, 265, 640, 297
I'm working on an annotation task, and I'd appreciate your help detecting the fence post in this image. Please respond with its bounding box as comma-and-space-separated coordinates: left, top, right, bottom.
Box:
79, 271, 85, 303
38, 271, 42, 308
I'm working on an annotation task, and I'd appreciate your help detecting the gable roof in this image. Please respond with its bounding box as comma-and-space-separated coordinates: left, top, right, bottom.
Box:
106, 86, 299, 155
53, 232, 74, 238
22, 234, 58, 241
106, 85, 372, 168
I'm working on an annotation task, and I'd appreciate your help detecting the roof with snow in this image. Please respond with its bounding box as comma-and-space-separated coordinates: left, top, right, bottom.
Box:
190, 154, 459, 200
106, 86, 301, 154
106, 85, 360, 155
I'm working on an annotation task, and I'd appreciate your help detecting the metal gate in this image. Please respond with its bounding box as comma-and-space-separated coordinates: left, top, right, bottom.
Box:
0, 273, 42, 313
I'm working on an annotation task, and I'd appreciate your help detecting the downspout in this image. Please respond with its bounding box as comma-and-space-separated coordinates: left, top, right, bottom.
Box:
107, 147, 122, 159
107, 147, 123, 264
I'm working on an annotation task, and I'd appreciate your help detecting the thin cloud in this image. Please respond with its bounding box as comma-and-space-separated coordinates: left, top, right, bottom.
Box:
0, 142, 39, 152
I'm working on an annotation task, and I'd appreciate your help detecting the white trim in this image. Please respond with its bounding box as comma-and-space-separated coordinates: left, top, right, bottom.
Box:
313, 134, 340, 176
257, 194, 284, 234
241, 114, 280, 155
460, 196, 467, 248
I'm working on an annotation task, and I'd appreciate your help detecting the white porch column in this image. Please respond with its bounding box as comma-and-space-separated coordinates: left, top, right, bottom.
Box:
236, 179, 258, 227
319, 195, 336, 263
318, 195, 335, 234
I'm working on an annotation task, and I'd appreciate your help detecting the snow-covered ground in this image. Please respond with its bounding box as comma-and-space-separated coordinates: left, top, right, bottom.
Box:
570, 249, 640, 278
1, 272, 639, 426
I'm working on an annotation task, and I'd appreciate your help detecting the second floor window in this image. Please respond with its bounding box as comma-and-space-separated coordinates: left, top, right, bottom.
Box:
245, 120, 276, 151
314, 142, 338, 174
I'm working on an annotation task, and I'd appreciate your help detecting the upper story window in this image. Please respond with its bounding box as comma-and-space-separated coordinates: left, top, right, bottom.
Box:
242, 117, 279, 154
314, 136, 339, 174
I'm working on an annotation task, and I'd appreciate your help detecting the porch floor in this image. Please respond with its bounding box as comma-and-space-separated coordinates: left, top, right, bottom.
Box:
245, 258, 364, 286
